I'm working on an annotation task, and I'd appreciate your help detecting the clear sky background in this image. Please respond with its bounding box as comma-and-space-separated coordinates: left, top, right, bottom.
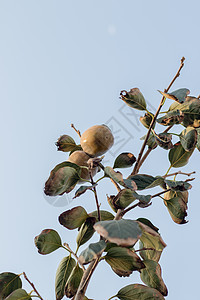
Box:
1, 1, 200, 299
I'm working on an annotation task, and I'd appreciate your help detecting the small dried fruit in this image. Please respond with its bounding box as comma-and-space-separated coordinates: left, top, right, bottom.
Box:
68, 151, 98, 180
80, 125, 114, 156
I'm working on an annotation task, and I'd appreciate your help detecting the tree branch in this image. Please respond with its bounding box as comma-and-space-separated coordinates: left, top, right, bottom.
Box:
132, 57, 185, 175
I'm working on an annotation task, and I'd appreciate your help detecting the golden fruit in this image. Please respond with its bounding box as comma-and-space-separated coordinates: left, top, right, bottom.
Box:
80, 125, 114, 156
68, 150, 98, 180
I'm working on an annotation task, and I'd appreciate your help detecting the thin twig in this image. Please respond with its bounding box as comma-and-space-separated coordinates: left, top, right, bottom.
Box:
71, 123, 81, 137
151, 188, 171, 198
89, 171, 101, 221
23, 272, 43, 300
164, 125, 174, 133
120, 202, 140, 216
163, 171, 196, 178
185, 177, 195, 182
132, 57, 185, 175
63, 243, 86, 271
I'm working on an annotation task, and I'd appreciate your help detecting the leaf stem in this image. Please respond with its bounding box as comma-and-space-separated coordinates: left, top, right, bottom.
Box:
151, 188, 171, 199
165, 165, 172, 176
63, 243, 86, 270
23, 272, 43, 300
132, 57, 185, 175
89, 171, 101, 221
108, 296, 117, 300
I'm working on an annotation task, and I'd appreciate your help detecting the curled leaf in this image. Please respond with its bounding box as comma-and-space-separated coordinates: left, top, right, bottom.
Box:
158, 88, 190, 103
164, 179, 192, 191
164, 190, 188, 224
76, 217, 96, 246
78, 240, 106, 265
155, 132, 173, 150
120, 88, 147, 111
56, 135, 77, 152
180, 126, 197, 151
138, 222, 167, 252
44, 162, 81, 196
73, 184, 96, 199
157, 110, 184, 126
65, 264, 83, 298
140, 113, 154, 129
113, 152, 136, 169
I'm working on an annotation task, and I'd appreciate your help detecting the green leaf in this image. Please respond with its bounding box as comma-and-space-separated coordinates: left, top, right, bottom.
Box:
89, 210, 114, 221
158, 88, 190, 103
155, 132, 173, 150
164, 190, 188, 224
164, 179, 192, 191
58, 206, 88, 230
180, 126, 197, 151
169, 142, 194, 168
140, 260, 168, 296
140, 113, 154, 129
105, 247, 145, 277
78, 240, 106, 265
113, 153, 136, 169
65, 264, 83, 298
120, 88, 147, 111
137, 218, 159, 233
73, 185, 96, 199
104, 167, 128, 188
139, 240, 162, 262
34, 229, 62, 255
76, 217, 96, 247
5, 289, 31, 300
141, 133, 157, 149
55, 256, 76, 300
125, 174, 163, 191
0, 273, 22, 299
44, 162, 81, 196
69, 144, 83, 155
157, 110, 184, 126
116, 283, 165, 300
196, 128, 200, 151
181, 97, 200, 127
137, 219, 162, 262
56, 135, 77, 152
138, 222, 167, 252
109, 189, 137, 210
94, 219, 142, 247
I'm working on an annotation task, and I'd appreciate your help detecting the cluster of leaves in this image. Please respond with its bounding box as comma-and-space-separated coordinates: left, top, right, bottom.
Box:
1, 76, 199, 299
0, 272, 38, 299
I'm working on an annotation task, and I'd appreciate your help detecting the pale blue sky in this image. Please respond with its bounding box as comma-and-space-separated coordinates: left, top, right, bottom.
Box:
1, 1, 200, 299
